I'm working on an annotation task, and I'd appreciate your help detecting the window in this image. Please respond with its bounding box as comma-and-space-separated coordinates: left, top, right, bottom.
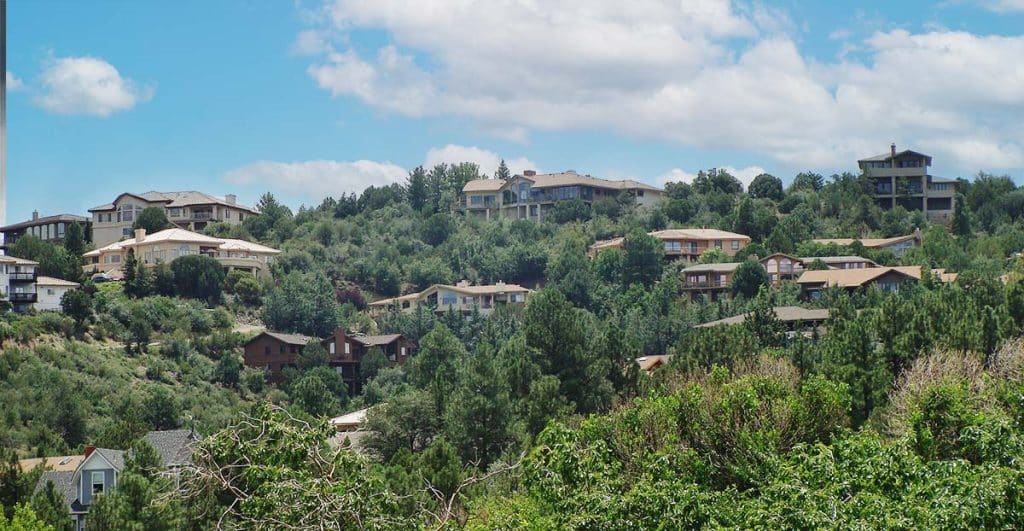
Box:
111, 255, 121, 264
519, 183, 530, 201
344, 342, 351, 355
731, 240, 740, 250
122, 228, 133, 236
58, 224, 66, 237
714, 240, 723, 249
47, 289, 55, 296
401, 347, 407, 357
279, 345, 285, 354
264, 346, 271, 355
329, 342, 336, 354
225, 210, 232, 220
470, 195, 483, 205
665, 241, 681, 252
637, 190, 644, 197
441, 295, 457, 305
169, 208, 182, 217
91, 472, 105, 495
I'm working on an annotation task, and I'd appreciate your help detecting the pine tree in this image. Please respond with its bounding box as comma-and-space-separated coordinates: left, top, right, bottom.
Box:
952, 193, 972, 239
406, 165, 428, 212
495, 159, 511, 181
64, 221, 86, 257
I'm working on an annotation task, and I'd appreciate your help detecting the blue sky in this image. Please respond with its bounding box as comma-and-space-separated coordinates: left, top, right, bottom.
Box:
5, 0, 1024, 222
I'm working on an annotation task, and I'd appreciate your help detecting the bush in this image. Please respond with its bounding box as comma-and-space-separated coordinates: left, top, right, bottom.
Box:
171, 255, 226, 304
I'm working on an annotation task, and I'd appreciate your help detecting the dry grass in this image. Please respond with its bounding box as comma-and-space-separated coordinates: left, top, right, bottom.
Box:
885, 349, 992, 436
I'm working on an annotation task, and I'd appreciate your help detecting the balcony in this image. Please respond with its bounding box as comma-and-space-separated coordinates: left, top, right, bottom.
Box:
682, 279, 729, 290
9, 292, 38, 303
9, 272, 37, 282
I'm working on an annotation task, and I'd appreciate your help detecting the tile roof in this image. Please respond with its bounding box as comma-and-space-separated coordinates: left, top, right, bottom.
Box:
0, 255, 39, 265
36, 276, 81, 288
120, 228, 225, 248
142, 429, 197, 468
811, 233, 920, 249
463, 179, 509, 192
800, 255, 878, 265
369, 282, 531, 307
590, 228, 751, 253
635, 355, 672, 372
91, 191, 257, 213
0, 214, 90, 232
696, 306, 831, 327
796, 266, 924, 288
218, 238, 282, 254
93, 448, 126, 471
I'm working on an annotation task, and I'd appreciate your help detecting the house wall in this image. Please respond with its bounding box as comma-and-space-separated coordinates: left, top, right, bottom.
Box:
92, 197, 252, 248
243, 336, 304, 373
35, 285, 75, 312
77, 457, 116, 507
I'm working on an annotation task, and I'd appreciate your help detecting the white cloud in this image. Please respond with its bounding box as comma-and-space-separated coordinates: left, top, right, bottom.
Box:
423, 144, 537, 177
6, 71, 24, 91
224, 159, 408, 199
976, 0, 1024, 12
297, 1, 1024, 173
292, 29, 334, 56
656, 166, 766, 188
34, 56, 152, 117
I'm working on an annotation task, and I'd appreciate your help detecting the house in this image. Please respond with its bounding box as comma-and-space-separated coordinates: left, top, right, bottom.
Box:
368, 281, 532, 316
0, 211, 91, 250
696, 306, 831, 338
811, 229, 923, 258
88, 191, 258, 248
83, 228, 280, 280
34, 276, 81, 312
796, 265, 957, 299
0, 255, 39, 312
858, 145, 956, 220
589, 228, 751, 262
760, 254, 878, 286
330, 408, 369, 432
33, 430, 196, 531
680, 262, 741, 301
321, 331, 416, 395
634, 355, 673, 375
242, 331, 317, 374
457, 170, 664, 221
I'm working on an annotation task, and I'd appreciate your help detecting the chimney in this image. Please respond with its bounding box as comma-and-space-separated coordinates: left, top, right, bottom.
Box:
84, 445, 96, 459
891, 143, 897, 158
565, 169, 576, 175
31, 210, 38, 221
225, 194, 237, 205
135, 228, 146, 242
523, 170, 536, 177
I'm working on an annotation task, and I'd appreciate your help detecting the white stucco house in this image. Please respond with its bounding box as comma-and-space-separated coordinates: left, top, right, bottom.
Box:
35, 276, 81, 312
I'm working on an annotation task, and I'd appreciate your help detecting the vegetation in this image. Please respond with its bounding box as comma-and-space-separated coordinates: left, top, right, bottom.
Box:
6, 164, 1024, 527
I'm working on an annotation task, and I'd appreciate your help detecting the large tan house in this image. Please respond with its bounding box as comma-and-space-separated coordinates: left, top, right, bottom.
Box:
680, 262, 741, 301
858, 145, 956, 220
89, 191, 258, 248
796, 265, 957, 299
458, 170, 664, 221
84, 228, 280, 280
590, 228, 751, 262
760, 254, 879, 286
369, 281, 531, 315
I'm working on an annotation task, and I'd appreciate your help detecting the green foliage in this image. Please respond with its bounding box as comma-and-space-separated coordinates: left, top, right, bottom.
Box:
748, 173, 783, 201
262, 271, 339, 337
132, 207, 171, 234
170, 254, 225, 304
730, 260, 769, 299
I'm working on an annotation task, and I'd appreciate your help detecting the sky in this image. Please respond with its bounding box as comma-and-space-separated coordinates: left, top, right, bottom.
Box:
4, 0, 1024, 222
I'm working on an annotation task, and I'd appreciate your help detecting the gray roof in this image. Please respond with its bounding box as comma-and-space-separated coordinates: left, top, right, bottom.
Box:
696, 306, 831, 328
256, 331, 317, 346
800, 256, 878, 266
857, 149, 932, 163
35, 470, 77, 512
94, 448, 125, 471
143, 429, 197, 468
0, 213, 90, 232
352, 334, 403, 347
681, 262, 742, 273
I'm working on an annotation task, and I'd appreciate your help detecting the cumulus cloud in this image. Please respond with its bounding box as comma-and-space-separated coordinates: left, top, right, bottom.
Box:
34, 56, 152, 117
423, 144, 537, 176
224, 159, 408, 199
6, 71, 24, 91
297, 0, 1024, 173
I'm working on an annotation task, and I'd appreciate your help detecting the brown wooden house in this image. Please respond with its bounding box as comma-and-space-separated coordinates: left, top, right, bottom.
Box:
321, 331, 417, 396
242, 331, 317, 374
